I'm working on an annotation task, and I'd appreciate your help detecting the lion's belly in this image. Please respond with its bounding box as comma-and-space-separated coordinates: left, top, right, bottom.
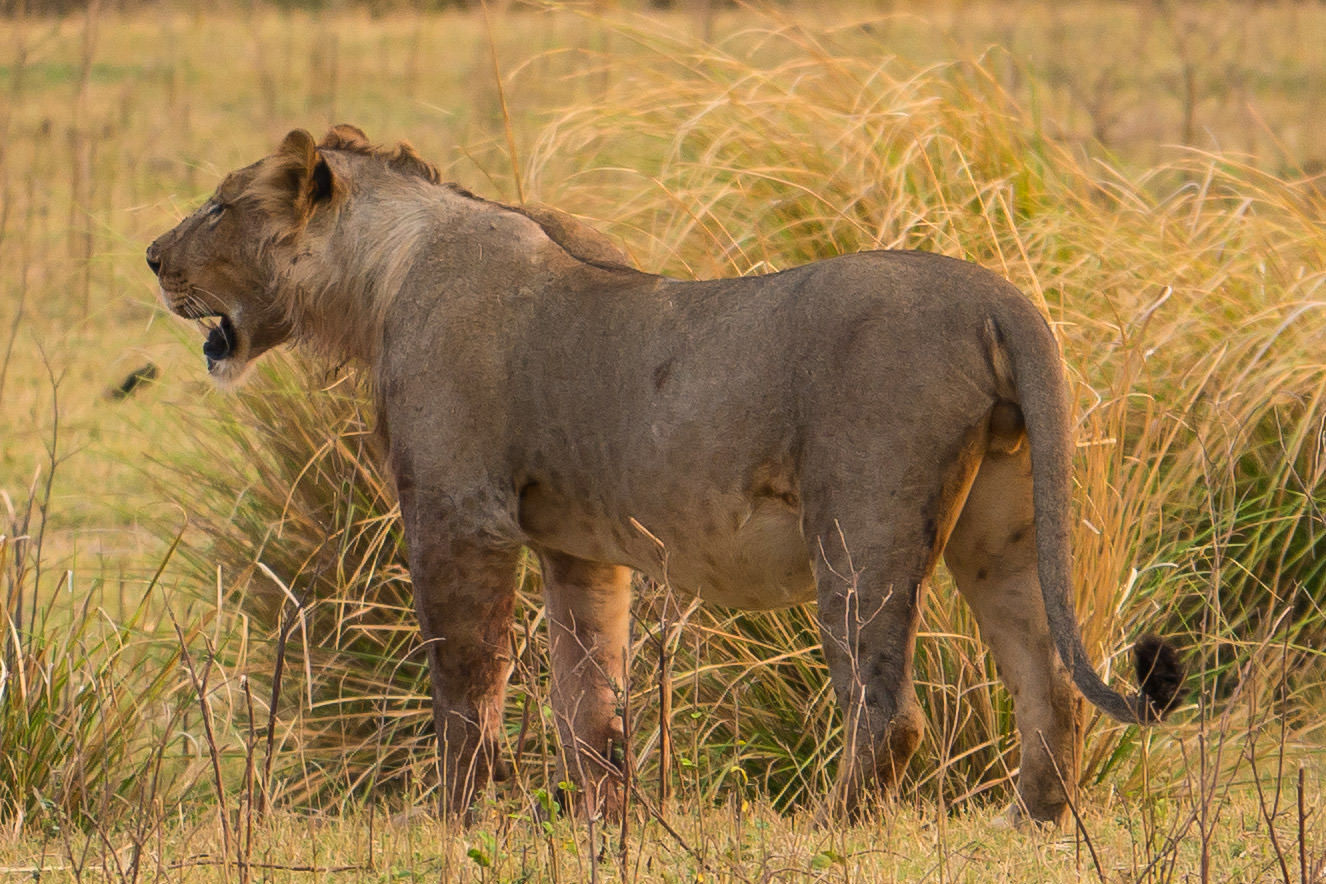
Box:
663, 501, 817, 609
519, 486, 816, 610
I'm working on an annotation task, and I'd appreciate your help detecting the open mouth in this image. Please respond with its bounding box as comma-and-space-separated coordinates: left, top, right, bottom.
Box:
198, 314, 237, 371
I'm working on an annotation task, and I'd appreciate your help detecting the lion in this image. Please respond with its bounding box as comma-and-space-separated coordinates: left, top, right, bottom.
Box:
147, 126, 1184, 826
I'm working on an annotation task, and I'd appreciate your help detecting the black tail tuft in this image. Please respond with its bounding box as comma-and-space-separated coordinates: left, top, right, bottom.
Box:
1133, 634, 1186, 721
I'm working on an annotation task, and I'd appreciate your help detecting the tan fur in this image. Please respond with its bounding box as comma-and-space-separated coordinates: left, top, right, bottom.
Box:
148, 128, 1178, 826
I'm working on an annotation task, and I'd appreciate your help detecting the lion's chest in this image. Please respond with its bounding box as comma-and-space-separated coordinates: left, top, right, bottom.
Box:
517, 479, 816, 610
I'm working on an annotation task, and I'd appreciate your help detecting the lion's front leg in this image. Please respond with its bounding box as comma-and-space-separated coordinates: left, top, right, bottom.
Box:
540, 551, 632, 820
408, 530, 521, 821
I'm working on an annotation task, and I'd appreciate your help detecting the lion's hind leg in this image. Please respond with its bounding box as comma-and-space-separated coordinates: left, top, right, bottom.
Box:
802, 417, 987, 819
806, 506, 939, 819
540, 551, 632, 820
944, 445, 1085, 827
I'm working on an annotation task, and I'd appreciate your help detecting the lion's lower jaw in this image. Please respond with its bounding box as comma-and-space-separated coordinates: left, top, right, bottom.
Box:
205, 356, 253, 390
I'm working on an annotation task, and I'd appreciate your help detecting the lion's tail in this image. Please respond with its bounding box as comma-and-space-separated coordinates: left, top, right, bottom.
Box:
994, 298, 1185, 725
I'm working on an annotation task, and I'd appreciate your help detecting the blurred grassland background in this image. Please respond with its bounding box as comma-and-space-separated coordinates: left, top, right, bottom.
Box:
1, 1, 1324, 881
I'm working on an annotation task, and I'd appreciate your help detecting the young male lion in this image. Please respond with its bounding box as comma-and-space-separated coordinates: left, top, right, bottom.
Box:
147, 126, 1183, 826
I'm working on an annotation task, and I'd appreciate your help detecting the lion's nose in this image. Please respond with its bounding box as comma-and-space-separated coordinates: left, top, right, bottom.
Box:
145, 244, 162, 276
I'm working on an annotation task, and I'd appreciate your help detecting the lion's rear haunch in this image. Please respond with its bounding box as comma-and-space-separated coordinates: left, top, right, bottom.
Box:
1133, 634, 1186, 722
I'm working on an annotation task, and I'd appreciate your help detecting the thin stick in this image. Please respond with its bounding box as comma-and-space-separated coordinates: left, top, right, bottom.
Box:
259, 579, 305, 818
618, 642, 632, 872
1240, 627, 1300, 884
170, 614, 233, 879
29, 352, 63, 632
657, 591, 673, 811
240, 677, 256, 884
1297, 766, 1308, 884
167, 857, 364, 874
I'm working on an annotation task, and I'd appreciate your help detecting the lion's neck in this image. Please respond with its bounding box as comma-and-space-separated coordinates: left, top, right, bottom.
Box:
282, 204, 438, 366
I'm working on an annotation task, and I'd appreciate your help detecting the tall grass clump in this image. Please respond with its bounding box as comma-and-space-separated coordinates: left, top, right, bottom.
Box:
1, 469, 198, 840
155, 357, 437, 808
153, 11, 1323, 819
157, 357, 559, 812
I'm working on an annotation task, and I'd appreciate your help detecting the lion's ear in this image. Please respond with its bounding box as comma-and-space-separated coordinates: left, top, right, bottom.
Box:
277, 128, 318, 165
257, 129, 336, 227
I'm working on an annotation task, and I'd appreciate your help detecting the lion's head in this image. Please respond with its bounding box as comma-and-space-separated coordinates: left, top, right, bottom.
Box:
147, 137, 301, 386
146, 124, 443, 386
148, 125, 629, 387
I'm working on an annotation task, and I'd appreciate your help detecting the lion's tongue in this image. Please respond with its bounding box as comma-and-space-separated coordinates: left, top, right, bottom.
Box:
202, 316, 235, 369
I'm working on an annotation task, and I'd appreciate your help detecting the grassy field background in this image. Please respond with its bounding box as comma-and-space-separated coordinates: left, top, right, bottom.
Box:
1, 1, 1324, 881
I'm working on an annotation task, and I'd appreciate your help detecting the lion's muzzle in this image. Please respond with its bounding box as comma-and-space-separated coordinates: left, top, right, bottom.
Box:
146, 241, 240, 374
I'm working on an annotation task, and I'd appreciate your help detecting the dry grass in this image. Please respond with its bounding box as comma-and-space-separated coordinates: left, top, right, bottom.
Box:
1, 2, 1324, 881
